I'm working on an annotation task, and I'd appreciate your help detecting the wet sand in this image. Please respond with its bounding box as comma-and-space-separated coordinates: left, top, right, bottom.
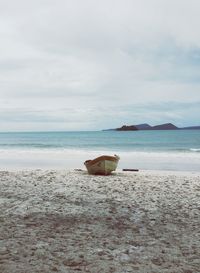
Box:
0, 170, 200, 273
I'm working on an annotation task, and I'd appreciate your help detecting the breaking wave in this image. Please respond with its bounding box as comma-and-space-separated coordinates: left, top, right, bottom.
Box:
190, 148, 200, 152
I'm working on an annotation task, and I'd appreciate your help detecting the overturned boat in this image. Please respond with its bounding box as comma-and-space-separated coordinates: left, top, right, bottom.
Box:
84, 155, 120, 175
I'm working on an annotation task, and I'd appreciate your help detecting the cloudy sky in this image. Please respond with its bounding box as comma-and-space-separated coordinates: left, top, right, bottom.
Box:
0, 0, 200, 131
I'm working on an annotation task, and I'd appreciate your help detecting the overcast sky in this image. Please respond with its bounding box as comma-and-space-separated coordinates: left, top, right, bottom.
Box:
0, 0, 200, 131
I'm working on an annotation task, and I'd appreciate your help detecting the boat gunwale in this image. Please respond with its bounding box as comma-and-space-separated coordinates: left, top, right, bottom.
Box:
84, 155, 119, 167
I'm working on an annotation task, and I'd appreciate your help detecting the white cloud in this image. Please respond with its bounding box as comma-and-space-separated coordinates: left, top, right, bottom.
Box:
0, 0, 200, 130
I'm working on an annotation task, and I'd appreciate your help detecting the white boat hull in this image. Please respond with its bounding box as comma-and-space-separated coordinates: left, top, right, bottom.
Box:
84, 155, 120, 175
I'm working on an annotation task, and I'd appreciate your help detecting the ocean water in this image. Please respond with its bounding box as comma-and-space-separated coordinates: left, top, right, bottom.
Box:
0, 130, 199, 171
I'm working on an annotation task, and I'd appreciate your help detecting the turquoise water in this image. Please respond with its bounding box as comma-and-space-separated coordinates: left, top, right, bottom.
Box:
0, 130, 199, 153
0, 130, 199, 170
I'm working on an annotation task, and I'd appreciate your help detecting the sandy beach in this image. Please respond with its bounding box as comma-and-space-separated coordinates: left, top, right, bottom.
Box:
0, 169, 200, 273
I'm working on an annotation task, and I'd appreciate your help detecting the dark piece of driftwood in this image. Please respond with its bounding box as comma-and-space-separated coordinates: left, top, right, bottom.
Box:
123, 169, 139, 172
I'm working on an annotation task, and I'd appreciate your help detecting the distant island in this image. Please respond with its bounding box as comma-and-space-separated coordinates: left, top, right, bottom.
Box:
103, 123, 200, 131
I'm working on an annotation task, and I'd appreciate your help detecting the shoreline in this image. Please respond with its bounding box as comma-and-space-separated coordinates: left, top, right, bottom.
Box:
0, 148, 200, 172
0, 169, 200, 272
1, 168, 200, 177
